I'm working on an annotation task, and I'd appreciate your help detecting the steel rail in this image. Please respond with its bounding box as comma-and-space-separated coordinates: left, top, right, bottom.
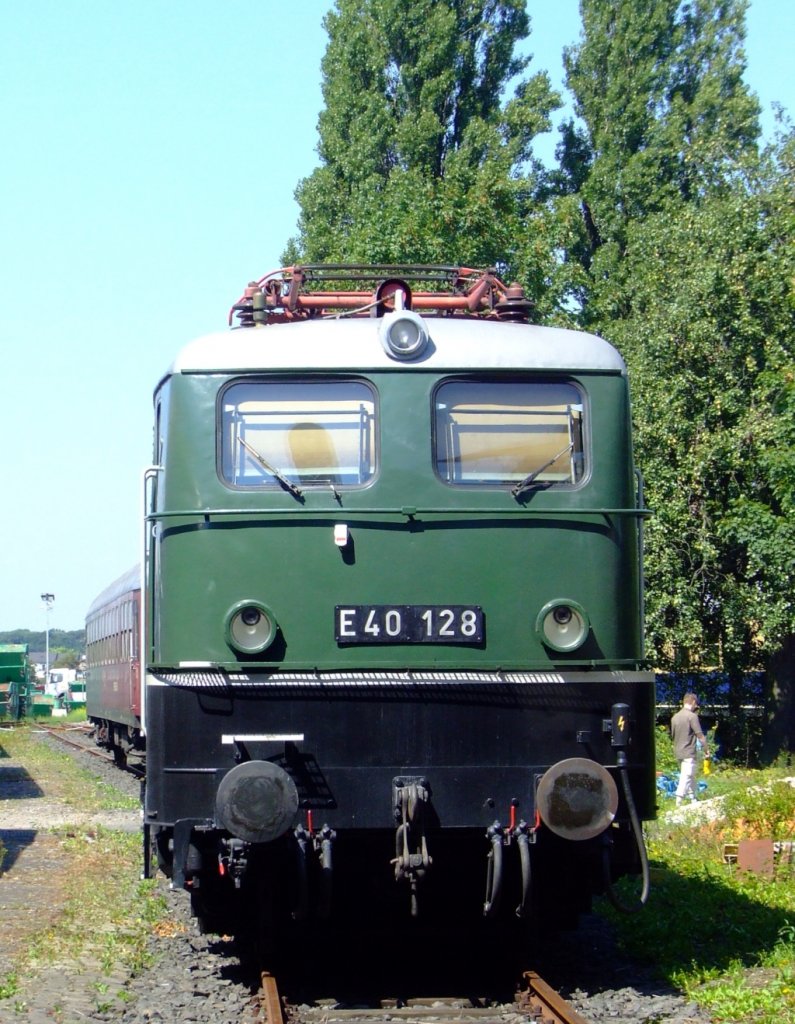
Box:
257, 972, 285, 1024
41, 725, 105, 761
520, 971, 592, 1024
41, 725, 145, 778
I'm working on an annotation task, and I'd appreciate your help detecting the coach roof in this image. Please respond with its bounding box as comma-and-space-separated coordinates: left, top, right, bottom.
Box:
86, 565, 140, 619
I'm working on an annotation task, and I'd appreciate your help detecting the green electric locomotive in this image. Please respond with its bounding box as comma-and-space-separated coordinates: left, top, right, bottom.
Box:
142, 265, 654, 941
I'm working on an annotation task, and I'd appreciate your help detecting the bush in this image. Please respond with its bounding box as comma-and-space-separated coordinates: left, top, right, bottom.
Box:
602, 766, 795, 1023
655, 724, 679, 776
721, 781, 795, 841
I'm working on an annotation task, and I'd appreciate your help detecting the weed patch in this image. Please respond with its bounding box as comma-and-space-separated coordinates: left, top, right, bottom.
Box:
2, 725, 137, 812
0, 726, 166, 1014
601, 767, 795, 1024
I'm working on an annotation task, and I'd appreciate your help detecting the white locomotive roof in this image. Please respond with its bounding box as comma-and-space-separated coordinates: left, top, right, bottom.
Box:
167, 317, 626, 376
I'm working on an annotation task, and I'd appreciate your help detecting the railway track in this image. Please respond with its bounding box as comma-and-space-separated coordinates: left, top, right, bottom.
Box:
38, 724, 592, 1024
20, 725, 691, 1022
251, 971, 591, 1024
40, 722, 146, 777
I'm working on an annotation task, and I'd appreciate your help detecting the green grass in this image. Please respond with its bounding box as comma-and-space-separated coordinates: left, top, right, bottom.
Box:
61, 705, 89, 724
3, 721, 138, 812
0, 704, 87, 727
603, 731, 795, 1023
0, 725, 169, 1015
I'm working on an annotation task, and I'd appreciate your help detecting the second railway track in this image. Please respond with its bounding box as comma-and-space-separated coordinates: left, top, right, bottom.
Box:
42, 721, 145, 777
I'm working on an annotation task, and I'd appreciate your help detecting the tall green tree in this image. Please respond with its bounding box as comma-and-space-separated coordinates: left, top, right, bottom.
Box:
610, 138, 794, 755
612, 148, 793, 620
286, 0, 560, 300
559, 0, 794, 755
558, 0, 760, 319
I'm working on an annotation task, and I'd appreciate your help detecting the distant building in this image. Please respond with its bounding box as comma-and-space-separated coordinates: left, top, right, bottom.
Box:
30, 653, 46, 682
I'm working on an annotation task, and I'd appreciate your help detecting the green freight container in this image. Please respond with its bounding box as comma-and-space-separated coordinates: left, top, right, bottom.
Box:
0, 644, 32, 720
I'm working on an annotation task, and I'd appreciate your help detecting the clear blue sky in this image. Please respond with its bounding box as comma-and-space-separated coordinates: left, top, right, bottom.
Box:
0, 1, 791, 632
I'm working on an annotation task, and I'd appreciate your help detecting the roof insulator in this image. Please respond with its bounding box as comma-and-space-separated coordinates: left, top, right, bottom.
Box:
231, 282, 262, 328
494, 283, 533, 323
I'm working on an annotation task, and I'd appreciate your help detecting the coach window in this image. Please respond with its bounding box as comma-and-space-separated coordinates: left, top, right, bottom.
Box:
434, 380, 585, 488
220, 380, 377, 489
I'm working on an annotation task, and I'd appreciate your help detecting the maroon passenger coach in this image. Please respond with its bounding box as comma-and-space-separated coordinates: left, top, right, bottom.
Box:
85, 565, 143, 766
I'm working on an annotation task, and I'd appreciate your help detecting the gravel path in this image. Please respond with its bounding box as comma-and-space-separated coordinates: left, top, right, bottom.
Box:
0, 729, 714, 1023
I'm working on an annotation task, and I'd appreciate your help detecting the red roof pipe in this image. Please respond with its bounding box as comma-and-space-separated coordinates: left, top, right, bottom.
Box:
228, 266, 513, 325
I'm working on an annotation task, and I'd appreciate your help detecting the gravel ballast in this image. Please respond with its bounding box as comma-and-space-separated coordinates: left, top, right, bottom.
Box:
0, 727, 714, 1023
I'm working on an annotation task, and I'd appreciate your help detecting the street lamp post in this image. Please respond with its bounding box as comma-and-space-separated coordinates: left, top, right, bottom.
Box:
41, 593, 54, 686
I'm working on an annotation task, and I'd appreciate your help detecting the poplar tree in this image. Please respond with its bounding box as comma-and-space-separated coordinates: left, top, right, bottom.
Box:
559, 0, 794, 755
558, 0, 760, 317
286, 0, 560, 299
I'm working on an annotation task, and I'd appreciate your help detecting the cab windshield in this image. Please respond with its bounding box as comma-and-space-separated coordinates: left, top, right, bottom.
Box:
220, 380, 377, 489
434, 379, 585, 487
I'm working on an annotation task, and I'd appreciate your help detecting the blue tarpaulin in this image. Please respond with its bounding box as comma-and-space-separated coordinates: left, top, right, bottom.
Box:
657, 774, 708, 797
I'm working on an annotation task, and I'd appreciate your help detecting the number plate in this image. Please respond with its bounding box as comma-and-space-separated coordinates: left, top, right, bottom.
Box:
335, 605, 484, 644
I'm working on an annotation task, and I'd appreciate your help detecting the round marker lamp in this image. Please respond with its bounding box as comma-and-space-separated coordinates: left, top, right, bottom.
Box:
536, 599, 589, 652
226, 601, 277, 654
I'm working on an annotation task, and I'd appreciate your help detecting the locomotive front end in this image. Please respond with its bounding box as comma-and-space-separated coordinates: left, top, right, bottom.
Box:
142, 266, 655, 939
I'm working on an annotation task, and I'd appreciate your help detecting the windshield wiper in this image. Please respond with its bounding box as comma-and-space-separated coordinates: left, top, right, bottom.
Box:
238, 436, 304, 500
511, 441, 574, 498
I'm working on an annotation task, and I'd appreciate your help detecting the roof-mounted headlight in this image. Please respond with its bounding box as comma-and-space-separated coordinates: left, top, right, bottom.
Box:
226, 601, 277, 654
379, 309, 430, 361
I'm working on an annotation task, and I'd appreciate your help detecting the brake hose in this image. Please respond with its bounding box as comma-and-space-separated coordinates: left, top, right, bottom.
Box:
605, 754, 650, 913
